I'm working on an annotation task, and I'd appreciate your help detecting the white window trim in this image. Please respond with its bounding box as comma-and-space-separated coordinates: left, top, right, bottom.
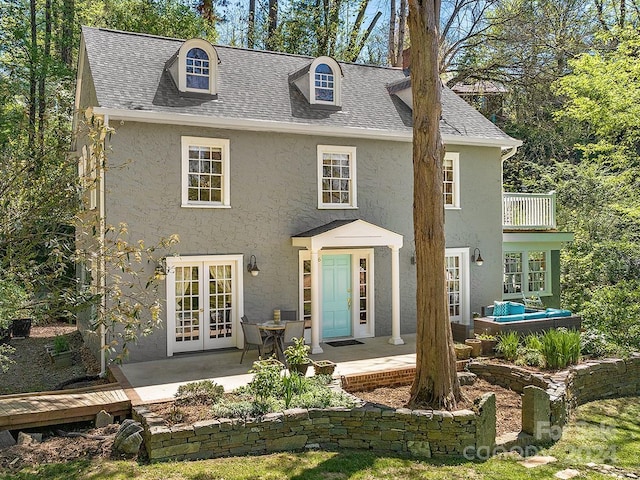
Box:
502, 249, 552, 299
445, 247, 470, 325
178, 39, 218, 95
165, 254, 244, 357
309, 56, 342, 107
317, 145, 357, 209
444, 152, 460, 209
181, 136, 231, 209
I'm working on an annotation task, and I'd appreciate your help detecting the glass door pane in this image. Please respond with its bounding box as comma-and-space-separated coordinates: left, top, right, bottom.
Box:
173, 265, 202, 352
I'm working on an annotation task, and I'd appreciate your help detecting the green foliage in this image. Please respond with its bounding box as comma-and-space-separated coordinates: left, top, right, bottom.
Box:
580, 329, 619, 358
52, 334, 70, 354
248, 359, 283, 400
580, 281, 640, 351
0, 344, 15, 373
283, 337, 311, 368
496, 331, 520, 361
96, 0, 217, 42
540, 328, 581, 369
0, 278, 28, 329
515, 334, 545, 367
282, 372, 304, 409
175, 380, 224, 406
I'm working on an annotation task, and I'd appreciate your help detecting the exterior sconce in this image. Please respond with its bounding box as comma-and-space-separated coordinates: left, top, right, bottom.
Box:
247, 255, 260, 276
472, 248, 484, 266
154, 258, 167, 280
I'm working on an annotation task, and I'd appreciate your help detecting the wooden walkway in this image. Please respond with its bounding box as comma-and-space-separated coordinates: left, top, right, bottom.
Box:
0, 383, 131, 431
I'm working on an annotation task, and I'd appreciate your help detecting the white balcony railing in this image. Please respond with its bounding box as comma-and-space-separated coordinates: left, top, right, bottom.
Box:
503, 192, 556, 230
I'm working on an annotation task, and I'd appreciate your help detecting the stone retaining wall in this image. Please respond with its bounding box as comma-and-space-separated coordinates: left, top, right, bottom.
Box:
470, 355, 640, 441
133, 396, 496, 462
134, 356, 640, 462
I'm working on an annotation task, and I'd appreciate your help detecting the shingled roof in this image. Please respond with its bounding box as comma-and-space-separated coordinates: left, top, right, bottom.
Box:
80, 27, 519, 147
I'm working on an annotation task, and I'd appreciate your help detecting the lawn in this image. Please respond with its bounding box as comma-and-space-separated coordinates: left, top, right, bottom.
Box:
1, 396, 638, 480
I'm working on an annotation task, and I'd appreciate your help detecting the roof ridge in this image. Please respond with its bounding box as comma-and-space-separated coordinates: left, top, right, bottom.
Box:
82, 25, 405, 72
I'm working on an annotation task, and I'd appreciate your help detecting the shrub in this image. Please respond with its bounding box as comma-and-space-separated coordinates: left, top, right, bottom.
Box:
581, 329, 618, 357
175, 380, 224, 406
496, 331, 520, 361
540, 328, 581, 369
52, 334, 70, 353
581, 281, 640, 351
514, 333, 545, 367
0, 279, 28, 330
211, 398, 276, 419
249, 360, 284, 400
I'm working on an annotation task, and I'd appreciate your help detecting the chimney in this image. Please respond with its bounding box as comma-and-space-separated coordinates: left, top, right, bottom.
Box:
402, 47, 411, 72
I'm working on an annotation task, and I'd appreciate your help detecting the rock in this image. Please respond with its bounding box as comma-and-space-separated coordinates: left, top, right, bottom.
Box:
0, 430, 16, 449
17, 432, 42, 445
520, 455, 557, 468
95, 410, 115, 428
457, 371, 477, 386
112, 419, 144, 455
555, 468, 581, 479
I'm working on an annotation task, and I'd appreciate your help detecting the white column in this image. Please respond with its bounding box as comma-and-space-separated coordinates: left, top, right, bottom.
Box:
310, 249, 323, 354
388, 245, 404, 345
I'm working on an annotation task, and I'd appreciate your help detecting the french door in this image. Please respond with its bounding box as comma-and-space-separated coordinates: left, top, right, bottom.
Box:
445, 248, 470, 325
166, 255, 243, 355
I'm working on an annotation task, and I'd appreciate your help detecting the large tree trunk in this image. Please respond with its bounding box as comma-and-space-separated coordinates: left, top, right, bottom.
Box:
60, 0, 74, 66
266, 0, 278, 50
28, 0, 37, 154
38, 0, 52, 156
389, 0, 397, 64
407, 0, 461, 411
247, 0, 256, 48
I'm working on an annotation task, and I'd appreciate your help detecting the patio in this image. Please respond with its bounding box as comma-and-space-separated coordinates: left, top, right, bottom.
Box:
111, 334, 418, 405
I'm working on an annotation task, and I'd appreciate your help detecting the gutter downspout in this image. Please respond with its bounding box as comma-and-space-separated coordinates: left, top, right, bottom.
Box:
99, 114, 108, 377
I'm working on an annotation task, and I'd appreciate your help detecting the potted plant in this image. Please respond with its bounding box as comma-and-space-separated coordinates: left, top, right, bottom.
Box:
312, 359, 337, 376
283, 337, 311, 376
476, 332, 498, 355
46, 334, 73, 368
454, 343, 473, 360
10, 318, 32, 338
464, 338, 482, 357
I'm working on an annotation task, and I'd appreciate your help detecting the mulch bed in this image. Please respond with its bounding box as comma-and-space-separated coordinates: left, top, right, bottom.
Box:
353, 378, 522, 436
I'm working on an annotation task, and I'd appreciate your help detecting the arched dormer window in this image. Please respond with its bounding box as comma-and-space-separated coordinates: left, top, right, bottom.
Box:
309, 57, 342, 107
177, 39, 218, 95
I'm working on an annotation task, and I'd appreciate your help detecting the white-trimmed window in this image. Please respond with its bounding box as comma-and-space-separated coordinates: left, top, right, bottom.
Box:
181, 137, 230, 208
177, 39, 218, 95
445, 248, 470, 324
317, 145, 357, 209
309, 57, 342, 107
186, 48, 210, 90
503, 250, 550, 298
443, 152, 460, 208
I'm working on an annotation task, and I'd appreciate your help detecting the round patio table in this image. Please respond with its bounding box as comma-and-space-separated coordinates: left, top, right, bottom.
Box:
258, 321, 287, 361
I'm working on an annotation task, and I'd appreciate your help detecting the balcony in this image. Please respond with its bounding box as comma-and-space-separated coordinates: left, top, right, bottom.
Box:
503, 192, 556, 230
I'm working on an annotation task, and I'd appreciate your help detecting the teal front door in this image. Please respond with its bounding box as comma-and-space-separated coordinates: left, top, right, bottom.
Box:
322, 254, 352, 338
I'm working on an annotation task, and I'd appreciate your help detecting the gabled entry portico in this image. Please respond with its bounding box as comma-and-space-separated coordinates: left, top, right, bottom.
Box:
292, 219, 404, 354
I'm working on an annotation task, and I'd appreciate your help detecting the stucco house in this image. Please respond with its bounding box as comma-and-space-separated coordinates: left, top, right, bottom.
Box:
73, 27, 571, 367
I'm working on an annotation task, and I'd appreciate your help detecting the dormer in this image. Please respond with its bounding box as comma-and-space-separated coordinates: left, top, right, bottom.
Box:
166, 38, 218, 96
289, 56, 343, 109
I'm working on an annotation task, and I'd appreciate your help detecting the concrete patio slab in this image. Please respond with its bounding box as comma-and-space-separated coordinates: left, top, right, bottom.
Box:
112, 334, 417, 405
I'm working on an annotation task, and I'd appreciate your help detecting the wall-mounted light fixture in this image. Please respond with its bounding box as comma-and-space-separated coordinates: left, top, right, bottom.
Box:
472, 248, 484, 266
247, 255, 260, 276
154, 258, 168, 280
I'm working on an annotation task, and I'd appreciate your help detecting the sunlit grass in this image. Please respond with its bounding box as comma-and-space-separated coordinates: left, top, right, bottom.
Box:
2, 397, 638, 480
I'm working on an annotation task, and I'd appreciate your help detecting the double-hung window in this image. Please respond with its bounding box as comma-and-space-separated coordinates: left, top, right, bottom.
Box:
443, 152, 460, 208
503, 250, 550, 298
317, 145, 357, 209
181, 137, 230, 208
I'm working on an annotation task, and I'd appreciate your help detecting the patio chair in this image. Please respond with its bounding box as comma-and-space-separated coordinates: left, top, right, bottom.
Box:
281, 310, 297, 321
522, 293, 544, 310
240, 322, 275, 364
281, 320, 305, 350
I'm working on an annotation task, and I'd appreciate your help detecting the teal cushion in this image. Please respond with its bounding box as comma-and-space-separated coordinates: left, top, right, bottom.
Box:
494, 314, 525, 323
545, 308, 572, 318
493, 301, 510, 316
523, 312, 547, 320
507, 302, 526, 315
